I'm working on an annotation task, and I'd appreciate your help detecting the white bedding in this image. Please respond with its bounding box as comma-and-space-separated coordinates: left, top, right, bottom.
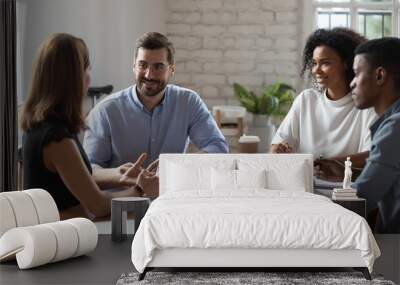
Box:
131, 190, 380, 273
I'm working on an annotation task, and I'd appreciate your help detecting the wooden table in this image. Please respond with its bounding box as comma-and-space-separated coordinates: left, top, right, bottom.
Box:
332, 198, 366, 218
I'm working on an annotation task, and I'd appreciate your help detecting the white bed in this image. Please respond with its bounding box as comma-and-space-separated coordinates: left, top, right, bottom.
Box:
131, 154, 380, 280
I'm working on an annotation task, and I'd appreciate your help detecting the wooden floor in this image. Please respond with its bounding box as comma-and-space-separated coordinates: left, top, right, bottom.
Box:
0, 235, 399, 284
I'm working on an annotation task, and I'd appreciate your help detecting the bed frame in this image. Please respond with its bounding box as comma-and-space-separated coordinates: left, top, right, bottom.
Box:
139, 248, 371, 280
137, 154, 372, 281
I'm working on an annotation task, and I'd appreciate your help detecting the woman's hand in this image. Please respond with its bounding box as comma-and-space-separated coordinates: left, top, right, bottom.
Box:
271, 142, 294, 153
314, 158, 344, 182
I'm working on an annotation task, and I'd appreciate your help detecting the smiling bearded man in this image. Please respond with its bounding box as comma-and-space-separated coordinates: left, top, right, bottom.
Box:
83, 32, 228, 197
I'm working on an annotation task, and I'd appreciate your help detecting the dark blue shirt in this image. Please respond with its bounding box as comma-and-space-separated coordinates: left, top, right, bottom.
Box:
354, 98, 400, 233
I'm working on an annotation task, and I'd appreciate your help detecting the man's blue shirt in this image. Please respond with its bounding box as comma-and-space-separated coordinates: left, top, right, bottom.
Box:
83, 84, 228, 167
353, 98, 400, 233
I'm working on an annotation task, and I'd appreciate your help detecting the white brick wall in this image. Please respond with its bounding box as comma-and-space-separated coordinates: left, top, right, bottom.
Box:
167, 0, 301, 108
192, 74, 226, 85
261, 0, 298, 10
202, 86, 219, 98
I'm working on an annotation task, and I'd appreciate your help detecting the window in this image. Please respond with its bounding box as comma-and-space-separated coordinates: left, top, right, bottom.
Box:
303, 0, 400, 39
317, 8, 351, 29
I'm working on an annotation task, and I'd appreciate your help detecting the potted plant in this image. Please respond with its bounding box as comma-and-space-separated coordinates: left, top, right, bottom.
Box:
233, 82, 295, 126
233, 82, 295, 151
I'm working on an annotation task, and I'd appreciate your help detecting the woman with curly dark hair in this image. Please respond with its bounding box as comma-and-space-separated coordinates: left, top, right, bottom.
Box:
271, 28, 377, 177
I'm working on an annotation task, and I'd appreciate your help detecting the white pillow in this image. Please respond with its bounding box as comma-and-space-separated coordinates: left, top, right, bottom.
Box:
266, 165, 307, 191
167, 162, 211, 191
165, 158, 236, 193
211, 168, 237, 191
236, 169, 267, 189
238, 159, 309, 192
211, 169, 267, 191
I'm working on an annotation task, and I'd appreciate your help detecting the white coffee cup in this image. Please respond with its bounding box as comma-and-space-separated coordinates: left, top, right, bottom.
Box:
238, 135, 260, 153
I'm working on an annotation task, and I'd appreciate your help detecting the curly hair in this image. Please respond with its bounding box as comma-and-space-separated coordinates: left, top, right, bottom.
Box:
301, 28, 367, 87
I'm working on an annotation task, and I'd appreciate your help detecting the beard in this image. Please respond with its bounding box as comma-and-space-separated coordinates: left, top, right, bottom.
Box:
136, 78, 167, 97
352, 93, 373, 110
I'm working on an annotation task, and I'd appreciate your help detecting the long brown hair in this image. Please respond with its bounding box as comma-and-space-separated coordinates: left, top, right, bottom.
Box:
21, 33, 90, 134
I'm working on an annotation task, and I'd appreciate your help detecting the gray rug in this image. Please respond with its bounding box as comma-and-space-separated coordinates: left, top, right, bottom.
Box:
116, 271, 396, 285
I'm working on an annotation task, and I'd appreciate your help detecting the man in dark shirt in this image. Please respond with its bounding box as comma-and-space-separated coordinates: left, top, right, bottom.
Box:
350, 37, 400, 233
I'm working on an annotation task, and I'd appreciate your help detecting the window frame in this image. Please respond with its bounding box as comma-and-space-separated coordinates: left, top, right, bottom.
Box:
303, 0, 400, 46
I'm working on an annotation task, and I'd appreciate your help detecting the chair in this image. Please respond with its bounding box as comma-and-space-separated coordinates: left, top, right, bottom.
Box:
87, 85, 113, 107
212, 106, 246, 152
17, 147, 23, 190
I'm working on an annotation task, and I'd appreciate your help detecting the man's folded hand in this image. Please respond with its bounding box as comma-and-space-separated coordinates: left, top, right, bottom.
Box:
314, 158, 344, 182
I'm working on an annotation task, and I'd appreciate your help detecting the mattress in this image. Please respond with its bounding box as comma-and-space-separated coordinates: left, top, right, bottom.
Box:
131, 190, 380, 273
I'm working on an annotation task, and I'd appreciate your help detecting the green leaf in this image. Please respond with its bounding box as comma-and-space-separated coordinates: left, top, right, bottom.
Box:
233, 83, 259, 113
239, 97, 257, 113
279, 90, 294, 105
233, 81, 295, 116
278, 83, 296, 93
261, 85, 273, 98
233, 83, 253, 101
258, 95, 268, 115
267, 96, 279, 114
259, 95, 279, 115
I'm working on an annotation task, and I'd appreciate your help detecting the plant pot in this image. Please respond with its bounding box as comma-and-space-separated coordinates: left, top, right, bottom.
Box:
249, 114, 276, 153
252, 114, 272, 127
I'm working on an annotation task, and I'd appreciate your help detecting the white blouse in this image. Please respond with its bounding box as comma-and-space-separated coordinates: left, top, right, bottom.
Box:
272, 88, 377, 159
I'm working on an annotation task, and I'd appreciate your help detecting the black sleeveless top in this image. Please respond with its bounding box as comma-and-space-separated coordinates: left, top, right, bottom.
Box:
23, 121, 92, 210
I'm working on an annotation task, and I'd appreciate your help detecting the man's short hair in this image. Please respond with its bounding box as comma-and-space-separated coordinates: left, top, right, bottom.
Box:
134, 32, 175, 64
355, 37, 400, 92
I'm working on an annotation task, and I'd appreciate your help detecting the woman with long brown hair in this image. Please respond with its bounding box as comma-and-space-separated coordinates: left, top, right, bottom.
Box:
21, 33, 157, 219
